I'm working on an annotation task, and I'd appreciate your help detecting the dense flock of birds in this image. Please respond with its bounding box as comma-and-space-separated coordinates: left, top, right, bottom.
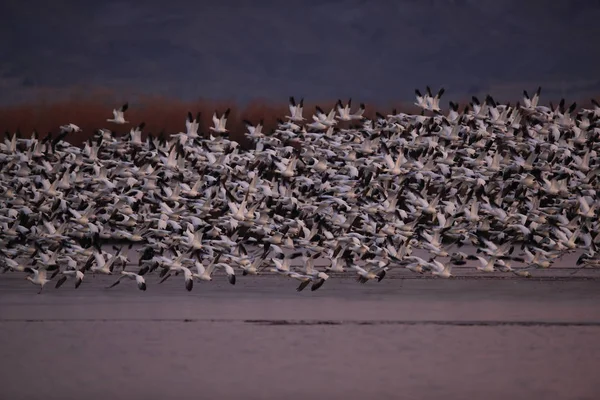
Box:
1, 87, 600, 294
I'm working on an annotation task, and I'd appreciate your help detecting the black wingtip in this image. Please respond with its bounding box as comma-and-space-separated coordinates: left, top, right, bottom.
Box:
296, 280, 310, 292
568, 102, 577, 114
311, 279, 325, 291
55, 276, 67, 289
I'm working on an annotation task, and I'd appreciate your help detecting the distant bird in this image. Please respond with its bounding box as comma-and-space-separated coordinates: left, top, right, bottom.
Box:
244, 120, 264, 140
415, 86, 445, 112
60, 123, 82, 134
107, 103, 129, 124
24, 267, 50, 294
522, 87, 542, 112
336, 99, 366, 121
107, 271, 147, 291
286, 96, 305, 122
55, 269, 84, 289
210, 109, 230, 133
214, 263, 236, 285
427, 259, 453, 278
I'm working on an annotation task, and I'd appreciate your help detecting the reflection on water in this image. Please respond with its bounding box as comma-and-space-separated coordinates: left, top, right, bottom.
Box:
1, 273, 599, 400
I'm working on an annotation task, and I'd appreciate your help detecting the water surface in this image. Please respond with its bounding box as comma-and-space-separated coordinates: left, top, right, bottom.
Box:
1, 273, 599, 400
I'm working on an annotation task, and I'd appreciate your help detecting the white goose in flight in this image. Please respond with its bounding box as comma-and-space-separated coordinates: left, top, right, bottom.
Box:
314, 106, 337, 127
336, 99, 366, 121
107, 271, 147, 291
426, 259, 453, 278
55, 269, 84, 289
240, 254, 264, 276
414, 87, 445, 112
159, 264, 194, 292
283, 271, 313, 292
521, 87, 541, 112
286, 96, 305, 122
348, 256, 388, 284
24, 267, 51, 294
210, 109, 230, 134
107, 103, 129, 124
214, 262, 236, 285
185, 111, 201, 138
193, 253, 221, 282
244, 119, 264, 140
90, 249, 122, 276
60, 123, 82, 134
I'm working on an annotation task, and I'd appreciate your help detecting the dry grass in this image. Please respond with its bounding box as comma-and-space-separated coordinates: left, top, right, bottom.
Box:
0, 89, 594, 146
0, 91, 421, 145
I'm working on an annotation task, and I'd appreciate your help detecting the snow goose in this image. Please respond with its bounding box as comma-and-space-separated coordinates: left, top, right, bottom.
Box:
426, 259, 453, 278
286, 96, 305, 122
24, 267, 51, 294
244, 119, 265, 140
240, 254, 264, 276
427, 86, 445, 112
415, 87, 444, 112
107, 271, 147, 291
55, 269, 84, 289
522, 87, 541, 111
106, 103, 129, 124
185, 112, 201, 138
159, 265, 194, 291
214, 262, 236, 285
467, 255, 497, 272
336, 99, 366, 121
193, 253, 221, 282
210, 109, 231, 134
129, 122, 146, 146
282, 271, 313, 292
60, 123, 82, 134
89, 248, 121, 276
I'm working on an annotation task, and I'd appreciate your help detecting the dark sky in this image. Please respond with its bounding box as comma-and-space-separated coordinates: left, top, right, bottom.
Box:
1, 0, 599, 105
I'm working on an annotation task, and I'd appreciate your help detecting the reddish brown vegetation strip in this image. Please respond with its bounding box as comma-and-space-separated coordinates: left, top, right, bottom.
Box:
1, 92, 596, 145
0, 94, 415, 145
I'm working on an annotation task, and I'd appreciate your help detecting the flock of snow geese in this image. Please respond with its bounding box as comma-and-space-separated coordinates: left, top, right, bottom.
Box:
1, 87, 600, 294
